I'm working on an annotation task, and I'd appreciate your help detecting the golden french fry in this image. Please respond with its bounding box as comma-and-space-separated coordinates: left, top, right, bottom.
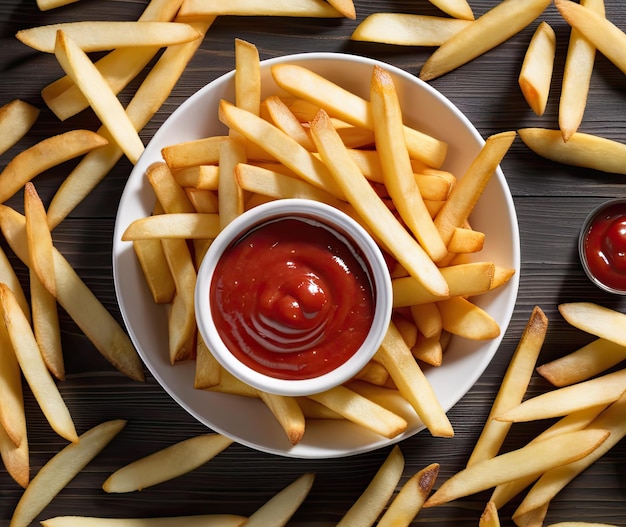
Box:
447, 227, 485, 254
410, 302, 442, 340
218, 136, 247, 228
25, 183, 56, 297
17, 21, 201, 53
194, 334, 221, 389
297, 397, 342, 419
351, 13, 471, 46
10, 420, 126, 527
103, 434, 233, 493
375, 321, 453, 437
513, 392, 626, 519
133, 239, 176, 304
491, 404, 608, 508
337, 445, 404, 527
0, 284, 76, 443
559, 0, 605, 141
307, 385, 408, 439
419, 0, 551, 81
271, 63, 448, 168
0, 422, 29, 489
393, 313, 418, 349
0, 205, 145, 382
352, 361, 390, 386
122, 213, 220, 241
46, 19, 213, 226
30, 270, 64, 381
556, 0, 626, 75
519, 22, 556, 116
424, 428, 610, 508
496, 368, 626, 423
245, 473, 315, 527
467, 306, 548, 467
411, 334, 443, 367
559, 302, 626, 346
537, 338, 626, 387
235, 38, 261, 116
438, 296, 500, 340
325, 0, 354, 19
0, 247, 30, 320
206, 367, 259, 397
519, 128, 626, 174
0, 129, 107, 204
427, 0, 474, 20
392, 262, 495, 307
220, 100, 344, 197
346, 381, 410, 417
371, 65, 447, 262
434, 131, 516, 246
489, 265, 516, 291
0, 100, 39, 155
377, 462, 439, 527
178, 0, 342, 18
41, 515, 247, 527
480, 501, 501, 527
0, 320, 26, 447
265, 96, 315, 151
257, 391, 305, 445
310, 109, 449, 298
162, 136, 226, 169
54, 31, 144, 164
36, 0, 80, 10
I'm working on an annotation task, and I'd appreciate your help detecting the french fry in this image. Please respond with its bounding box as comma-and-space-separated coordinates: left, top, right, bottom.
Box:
307, 385, 408, 439
257, 391, 306, 445
30, 271, 64, 381
41, 515, 247, 527
427, 0, 474, 20
410, 302, 442, 340
10, 420, 126, 527
102, 434, 233, 493
0, 321, 26, 447
271, 63, 448, 168
132, 239, 176, 304
519, 22, 556, 116
559, 0, 605, 141
337, 445, 404, 527
351, 13, 472, 46
496, 368, 626, 423
393, 313, 418, 349
218, 136, 247, 228
423, 428, 610, 508
513, 392, 626, 519
161, 137, 226, 169
467, 307, 548, 467
54, 31, 144, 164
36, 0, 80, 11
434, 131, 516, 246
371, 65, 447, 262
0, 284, 76, 443
536, 338, 626, 387
177, 0, 343, 19
375, 321, 453, 437
245, 473, 315, 527
327, 0, 355, 20
377, 462, 439, 527
392, 262, 495, 307
519, 128, 626, 174
0, 129, 107, 204
16, 21, 201, 53
0, 247, 30, 319
438, 296, 500, 340
265, 96, 315, 151
480, 502, 501, 527
235, 38, 261, 116
194, 334, 221, 389
0, 205, 145, 382
310, 108, 449, 298
558, 302, 626, 346
555, 0, 626, 75
0, 422, 29, 489
122, 213, 220, 241
412, 334, 443, 367
419, 0, 551, 81
0, 99, 39, 155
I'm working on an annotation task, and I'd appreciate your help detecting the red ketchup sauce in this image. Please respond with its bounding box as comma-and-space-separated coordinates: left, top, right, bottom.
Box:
210, 216, 375, 380
582, 202, 626, 291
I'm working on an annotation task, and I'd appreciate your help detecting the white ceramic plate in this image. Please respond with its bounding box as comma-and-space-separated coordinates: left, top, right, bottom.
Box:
113, 52, 520, 459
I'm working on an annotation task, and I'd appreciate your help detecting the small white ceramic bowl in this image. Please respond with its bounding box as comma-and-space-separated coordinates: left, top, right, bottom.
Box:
194, 198, 392, 396
113, 52, 520, 458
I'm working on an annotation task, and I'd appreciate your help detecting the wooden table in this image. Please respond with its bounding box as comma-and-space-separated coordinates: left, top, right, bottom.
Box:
1, 1, 625, 525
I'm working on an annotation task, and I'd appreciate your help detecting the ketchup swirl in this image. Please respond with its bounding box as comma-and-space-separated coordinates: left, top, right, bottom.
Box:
210, 216, 375, 380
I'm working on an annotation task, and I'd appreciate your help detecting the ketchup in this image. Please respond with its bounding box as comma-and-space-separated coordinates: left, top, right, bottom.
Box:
582, 202, 626, 291
210, 216, 375, 380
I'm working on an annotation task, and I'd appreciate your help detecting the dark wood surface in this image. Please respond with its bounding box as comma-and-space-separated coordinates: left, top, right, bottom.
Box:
1, 0, 626, 525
